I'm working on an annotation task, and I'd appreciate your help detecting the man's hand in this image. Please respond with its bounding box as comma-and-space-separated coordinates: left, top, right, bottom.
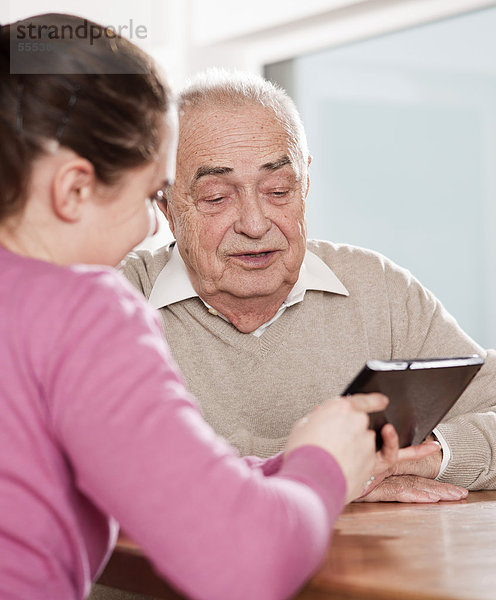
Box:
390, 440, 443, 479
357, 429, 468, 502
374, 425, 442, 481
356, 474, 468, 503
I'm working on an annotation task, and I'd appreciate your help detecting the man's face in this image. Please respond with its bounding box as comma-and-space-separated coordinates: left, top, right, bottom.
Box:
165, 102, 309, 302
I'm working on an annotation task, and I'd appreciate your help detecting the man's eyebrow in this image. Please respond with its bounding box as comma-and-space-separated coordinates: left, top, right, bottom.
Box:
260, 156, 291, 171
193, 166, 233, 182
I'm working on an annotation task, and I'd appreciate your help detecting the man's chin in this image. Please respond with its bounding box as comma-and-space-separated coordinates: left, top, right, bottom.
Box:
219, 274, 293, 300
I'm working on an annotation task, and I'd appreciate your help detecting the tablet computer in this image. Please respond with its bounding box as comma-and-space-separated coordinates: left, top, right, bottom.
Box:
343, 355, 484, 449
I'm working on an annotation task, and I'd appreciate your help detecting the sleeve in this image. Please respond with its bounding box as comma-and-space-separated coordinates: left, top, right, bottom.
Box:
43, 270, 346, 600
384, 259, 496, 490
431, 427, 451, 478
241, 452, 284, 475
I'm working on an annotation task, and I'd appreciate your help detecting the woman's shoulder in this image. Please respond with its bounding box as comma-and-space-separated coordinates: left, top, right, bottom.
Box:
1, 250, 149, 325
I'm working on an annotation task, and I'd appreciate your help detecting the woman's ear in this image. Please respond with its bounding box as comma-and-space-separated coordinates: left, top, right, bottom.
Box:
51, 157, 96, 222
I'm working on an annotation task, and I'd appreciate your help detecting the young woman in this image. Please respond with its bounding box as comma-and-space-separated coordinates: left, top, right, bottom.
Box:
0, 13, 434, 600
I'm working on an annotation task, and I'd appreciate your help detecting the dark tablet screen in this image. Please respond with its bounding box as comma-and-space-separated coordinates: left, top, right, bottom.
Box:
343, 356, 484, 449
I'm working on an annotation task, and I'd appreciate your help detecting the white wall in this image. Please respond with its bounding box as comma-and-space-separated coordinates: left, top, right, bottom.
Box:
190, 0, 364, 46
185, 0, 496, 75
4, 0, 496, 83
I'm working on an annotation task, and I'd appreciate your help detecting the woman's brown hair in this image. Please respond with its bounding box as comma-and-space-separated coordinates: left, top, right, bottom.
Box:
0, 13, 172, 221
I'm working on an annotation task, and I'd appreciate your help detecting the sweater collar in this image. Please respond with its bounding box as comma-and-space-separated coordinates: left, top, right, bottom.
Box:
149, 242, 349, 310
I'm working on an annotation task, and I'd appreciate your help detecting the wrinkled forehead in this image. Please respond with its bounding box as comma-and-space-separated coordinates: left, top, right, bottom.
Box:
176, 100, 305, 180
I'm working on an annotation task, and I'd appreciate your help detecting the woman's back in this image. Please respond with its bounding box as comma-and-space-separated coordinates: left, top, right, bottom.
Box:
0, 249, 120, 599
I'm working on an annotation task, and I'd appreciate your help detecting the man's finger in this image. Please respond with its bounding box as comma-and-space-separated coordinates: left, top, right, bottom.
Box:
378, 423, 399, 463
396, 441, 441, 463
360, 486, 443, 503
357, 475, 468, 503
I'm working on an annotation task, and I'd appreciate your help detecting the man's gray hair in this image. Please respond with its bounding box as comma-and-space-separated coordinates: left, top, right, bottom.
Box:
179, 69, 309, 168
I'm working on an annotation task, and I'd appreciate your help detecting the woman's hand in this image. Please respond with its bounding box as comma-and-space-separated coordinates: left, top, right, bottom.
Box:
285, 393, 389, 503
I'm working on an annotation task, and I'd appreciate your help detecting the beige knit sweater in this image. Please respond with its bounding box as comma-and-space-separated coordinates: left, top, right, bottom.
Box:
123, 240, 496, 490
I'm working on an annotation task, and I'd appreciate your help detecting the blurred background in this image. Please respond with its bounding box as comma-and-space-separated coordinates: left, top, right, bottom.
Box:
2, 0, 496, 347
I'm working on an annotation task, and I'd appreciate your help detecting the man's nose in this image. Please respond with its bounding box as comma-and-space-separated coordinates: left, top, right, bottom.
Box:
233, 194, 271, 238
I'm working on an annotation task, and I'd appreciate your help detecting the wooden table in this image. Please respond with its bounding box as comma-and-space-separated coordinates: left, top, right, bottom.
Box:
97, 490, 496, 600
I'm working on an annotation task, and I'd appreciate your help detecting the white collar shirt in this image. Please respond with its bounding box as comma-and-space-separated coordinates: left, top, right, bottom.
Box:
149, 242, 349, 336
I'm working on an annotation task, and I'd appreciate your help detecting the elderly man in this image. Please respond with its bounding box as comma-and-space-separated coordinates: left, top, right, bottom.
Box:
124, 70, 496, 502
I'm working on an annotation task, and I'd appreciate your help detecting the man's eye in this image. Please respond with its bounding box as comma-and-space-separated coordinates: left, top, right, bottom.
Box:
266, 189, 291, 201
198, 196, 226, 205
196, 195, 230, 215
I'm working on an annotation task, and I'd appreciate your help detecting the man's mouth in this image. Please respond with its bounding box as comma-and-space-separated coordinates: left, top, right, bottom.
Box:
238, 251, 271, 257
229, 250, 279, 266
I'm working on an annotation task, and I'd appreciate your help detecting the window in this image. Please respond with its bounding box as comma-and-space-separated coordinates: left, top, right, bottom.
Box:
265, 6, 496, 347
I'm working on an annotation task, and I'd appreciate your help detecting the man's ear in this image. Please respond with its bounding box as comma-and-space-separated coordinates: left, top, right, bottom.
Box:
304, 155, 313, 200
157, 195, 176, 236
51, 158, 96, 222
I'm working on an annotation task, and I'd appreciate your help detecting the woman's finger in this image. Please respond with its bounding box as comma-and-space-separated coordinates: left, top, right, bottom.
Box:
346, 393, 389, 413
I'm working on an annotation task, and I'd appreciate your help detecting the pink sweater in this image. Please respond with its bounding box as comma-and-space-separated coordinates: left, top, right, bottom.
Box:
0, 247, 346, 600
